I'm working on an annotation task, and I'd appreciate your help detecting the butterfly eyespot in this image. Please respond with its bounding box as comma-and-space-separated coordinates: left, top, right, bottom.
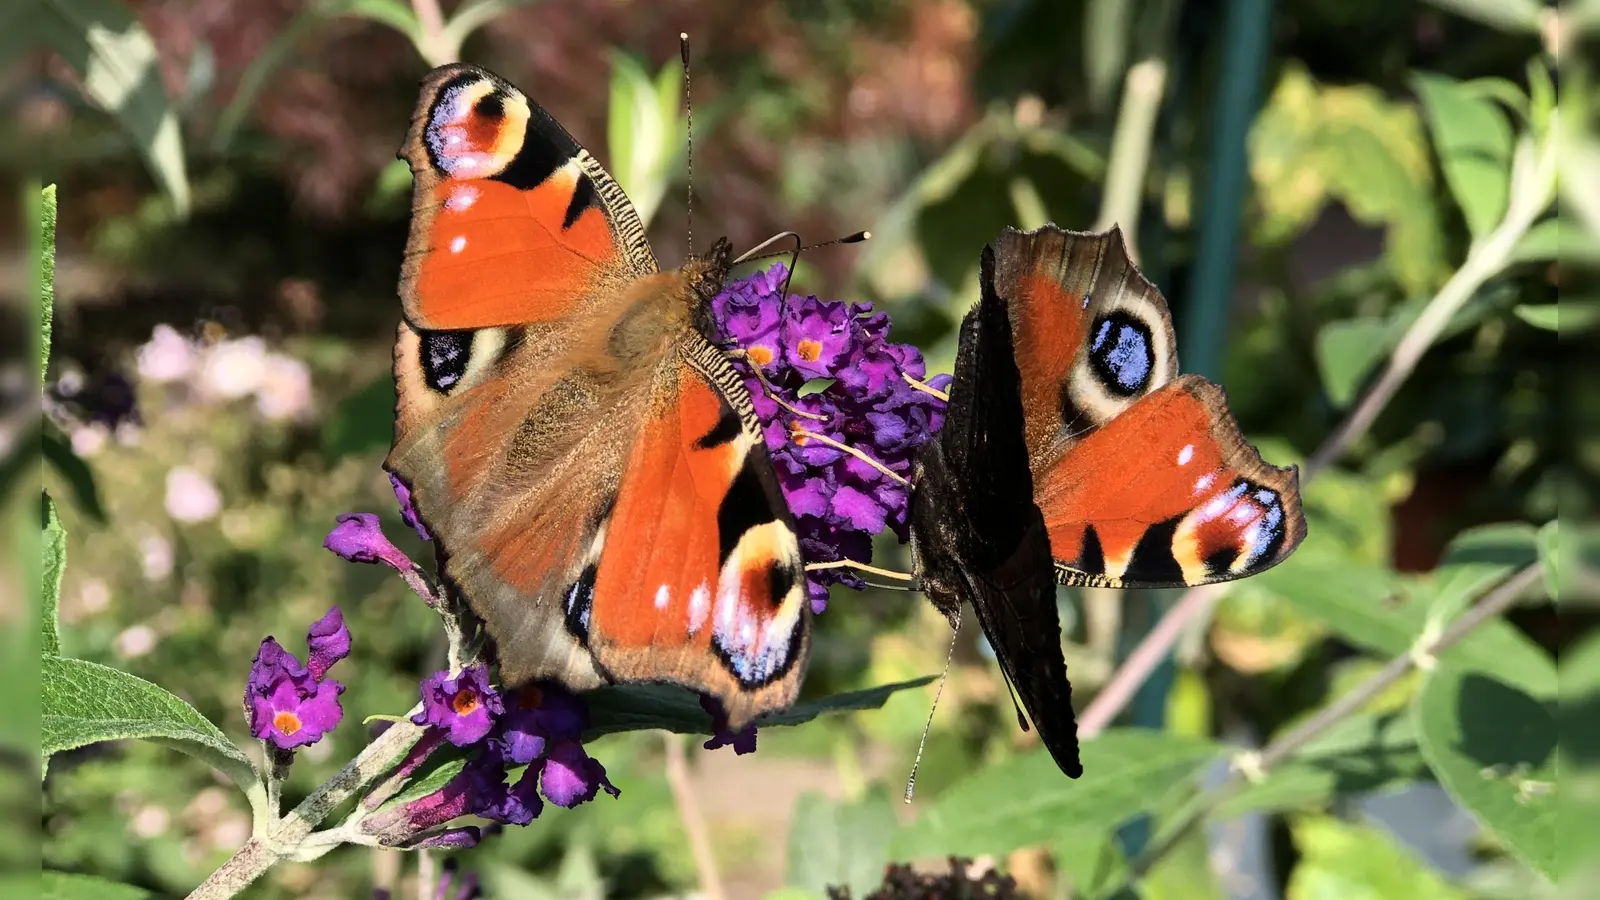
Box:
1087, 311, 1154, 396
419, 330, 474, 393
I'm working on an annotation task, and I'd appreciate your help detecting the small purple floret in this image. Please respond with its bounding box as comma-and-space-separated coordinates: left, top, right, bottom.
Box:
413, 666, 503, 746
324, 513, 414, 572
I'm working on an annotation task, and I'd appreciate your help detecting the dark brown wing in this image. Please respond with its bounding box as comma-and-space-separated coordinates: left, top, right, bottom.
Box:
909, 285, 1082, 779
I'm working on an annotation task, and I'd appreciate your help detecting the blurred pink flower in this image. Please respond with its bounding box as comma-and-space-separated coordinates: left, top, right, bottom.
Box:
137, 325, 196, 384
256, 353, 312, 421
201, 337, 267, 400
166, 466, 222, 523
70, 424, 108, 457
140, 534, 175, 582
114, 624, 159, 659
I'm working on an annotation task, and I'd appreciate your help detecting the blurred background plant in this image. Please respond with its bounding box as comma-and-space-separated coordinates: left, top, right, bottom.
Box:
14, 0, 1598, 897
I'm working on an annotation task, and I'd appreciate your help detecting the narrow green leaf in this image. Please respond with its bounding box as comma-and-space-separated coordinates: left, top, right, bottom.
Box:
1287, 816, 1470, 899
1315, 318, 1389, 407
1515, 301, 1600, 334
583, 677, 935, 740
35, 184, 57, 382
42, 0, 191, 214
1217, 711, 1429, 817
41, 495, 64, 658
42, 656, 257, 789
786, 789, 897, 897
1418, 0, 1543, 33
41, 872, 155, 900
797, 378, 836, 398
1413, 71, 1513, 241
892, 729, 1220, 859
1415, 657, 1557, 879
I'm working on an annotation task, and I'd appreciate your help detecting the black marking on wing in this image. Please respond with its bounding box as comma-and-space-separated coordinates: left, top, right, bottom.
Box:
563, 174, 599, 229
695, 405, 744, 450
1078, 524, 1106, 575
493, 99, 582, 191
562, 563, 597, 644
1125, 515, 1184, 584
716, 457, 780, 568
418, 329, 473, 393
1087, 310, 1154, 397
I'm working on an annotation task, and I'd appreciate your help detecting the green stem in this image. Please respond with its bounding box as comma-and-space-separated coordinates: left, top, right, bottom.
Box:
1093, 59, 1167, 248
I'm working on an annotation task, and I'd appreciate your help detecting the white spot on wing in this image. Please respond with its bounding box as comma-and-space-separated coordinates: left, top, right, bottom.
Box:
449, 235, 467, 254
654, 584, 670, 610
1177, 444, 1195, 466
1193, 473, 1216, 495
688, 582, 710, 635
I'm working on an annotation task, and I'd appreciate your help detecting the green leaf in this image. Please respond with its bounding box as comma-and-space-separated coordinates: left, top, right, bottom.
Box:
1557, 633, 1600, 880
42, 0, 191, 215
1413, 71, 1513, 241
1286, 816, 1470, 899
1263, 553, 1552, 695
891, 729, 1220, 859
1417, 0, 1543, 33
42, 656, 257, 789
786, 788, 897, 897
1536, 520, 1569, 601
797, 378, 836, 398
1315, 318, 1389, 406
1515, 300, 1600, 334
583, 677, 936, 740
1415, 656, 1557, 879
41, 495, 64, 658
34, 184, 56, 382
1425, 523, 1539, 627
1512, 217, 1600, 264
43, 423, 107, 522
606, 50, 681, 228
1218, 711, 1430, 817
41, 871, 155, 900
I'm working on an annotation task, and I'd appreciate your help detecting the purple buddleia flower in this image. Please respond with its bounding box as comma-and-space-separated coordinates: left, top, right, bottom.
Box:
539, 739, 620, 807
709, 264, 950, 612
244, 608, 350, 750
389, 472, 432, 541
413, 666, 503, 746
324, 513, 415, 572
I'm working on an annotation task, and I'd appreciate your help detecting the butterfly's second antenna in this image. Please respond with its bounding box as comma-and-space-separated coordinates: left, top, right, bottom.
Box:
680, 32, 694, 257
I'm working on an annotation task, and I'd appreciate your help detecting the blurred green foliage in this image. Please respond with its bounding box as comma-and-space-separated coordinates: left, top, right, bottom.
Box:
21, 0, 1597, 897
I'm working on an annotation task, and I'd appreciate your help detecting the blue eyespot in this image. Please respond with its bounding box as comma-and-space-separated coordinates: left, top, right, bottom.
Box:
1088, 312, 1153, 396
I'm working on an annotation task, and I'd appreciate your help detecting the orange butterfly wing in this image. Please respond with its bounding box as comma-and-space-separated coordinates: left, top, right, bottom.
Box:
982, 225, 1306, 587
398, 63, 656, 330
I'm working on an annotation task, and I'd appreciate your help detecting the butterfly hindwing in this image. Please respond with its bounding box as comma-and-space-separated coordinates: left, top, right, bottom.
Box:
981, 224, 1307, 589
389, 64, 811, 729
909, 287, 1081, 778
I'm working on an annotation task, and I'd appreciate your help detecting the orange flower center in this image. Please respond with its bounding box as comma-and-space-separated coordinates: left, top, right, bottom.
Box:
796, 339, 823, 362
451, 689, 481, 717
790, 422, 810, 445
273, 711, 303, 735
748, 345, 774, 367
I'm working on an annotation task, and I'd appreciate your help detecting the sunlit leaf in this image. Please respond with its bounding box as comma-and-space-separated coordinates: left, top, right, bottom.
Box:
1424, 523, 1539, 627
41, 495, 64, 659
41, 872, 155, 900
1415, 656, 1557, 879
1315, 318, 1388, 406
787, 788, 898, 897
42, 656, 257, 789
1515, 301, 1599, 334
1413, 71, 1513, 241
42, 0, 190, 214
1286, 816, 1470, 899
1418, 0, 1543, 33
1218, 711, 1430, 817
1512, 217, 1600, 264
892, 729, 1219, 859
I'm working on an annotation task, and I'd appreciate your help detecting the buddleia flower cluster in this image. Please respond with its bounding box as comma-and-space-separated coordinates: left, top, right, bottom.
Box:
710, 264, 951, 612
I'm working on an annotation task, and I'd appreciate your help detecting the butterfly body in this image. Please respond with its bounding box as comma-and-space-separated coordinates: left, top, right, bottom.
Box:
910, 223, 1307, 777
388, 64, 809, 729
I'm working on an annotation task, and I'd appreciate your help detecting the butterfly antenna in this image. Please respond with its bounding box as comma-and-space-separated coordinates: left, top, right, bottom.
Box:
680, 32, 694, 257
905, 610, 961, 804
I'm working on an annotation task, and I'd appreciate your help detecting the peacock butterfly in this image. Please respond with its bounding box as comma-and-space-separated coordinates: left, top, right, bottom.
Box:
911, 224, 1308, 778
385, 63, 810, 730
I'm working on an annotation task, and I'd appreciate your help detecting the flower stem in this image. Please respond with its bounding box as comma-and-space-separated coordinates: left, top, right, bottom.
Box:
805, 558, 915, 581
791, 428, 909, 485
1102, 563, 1543, 892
